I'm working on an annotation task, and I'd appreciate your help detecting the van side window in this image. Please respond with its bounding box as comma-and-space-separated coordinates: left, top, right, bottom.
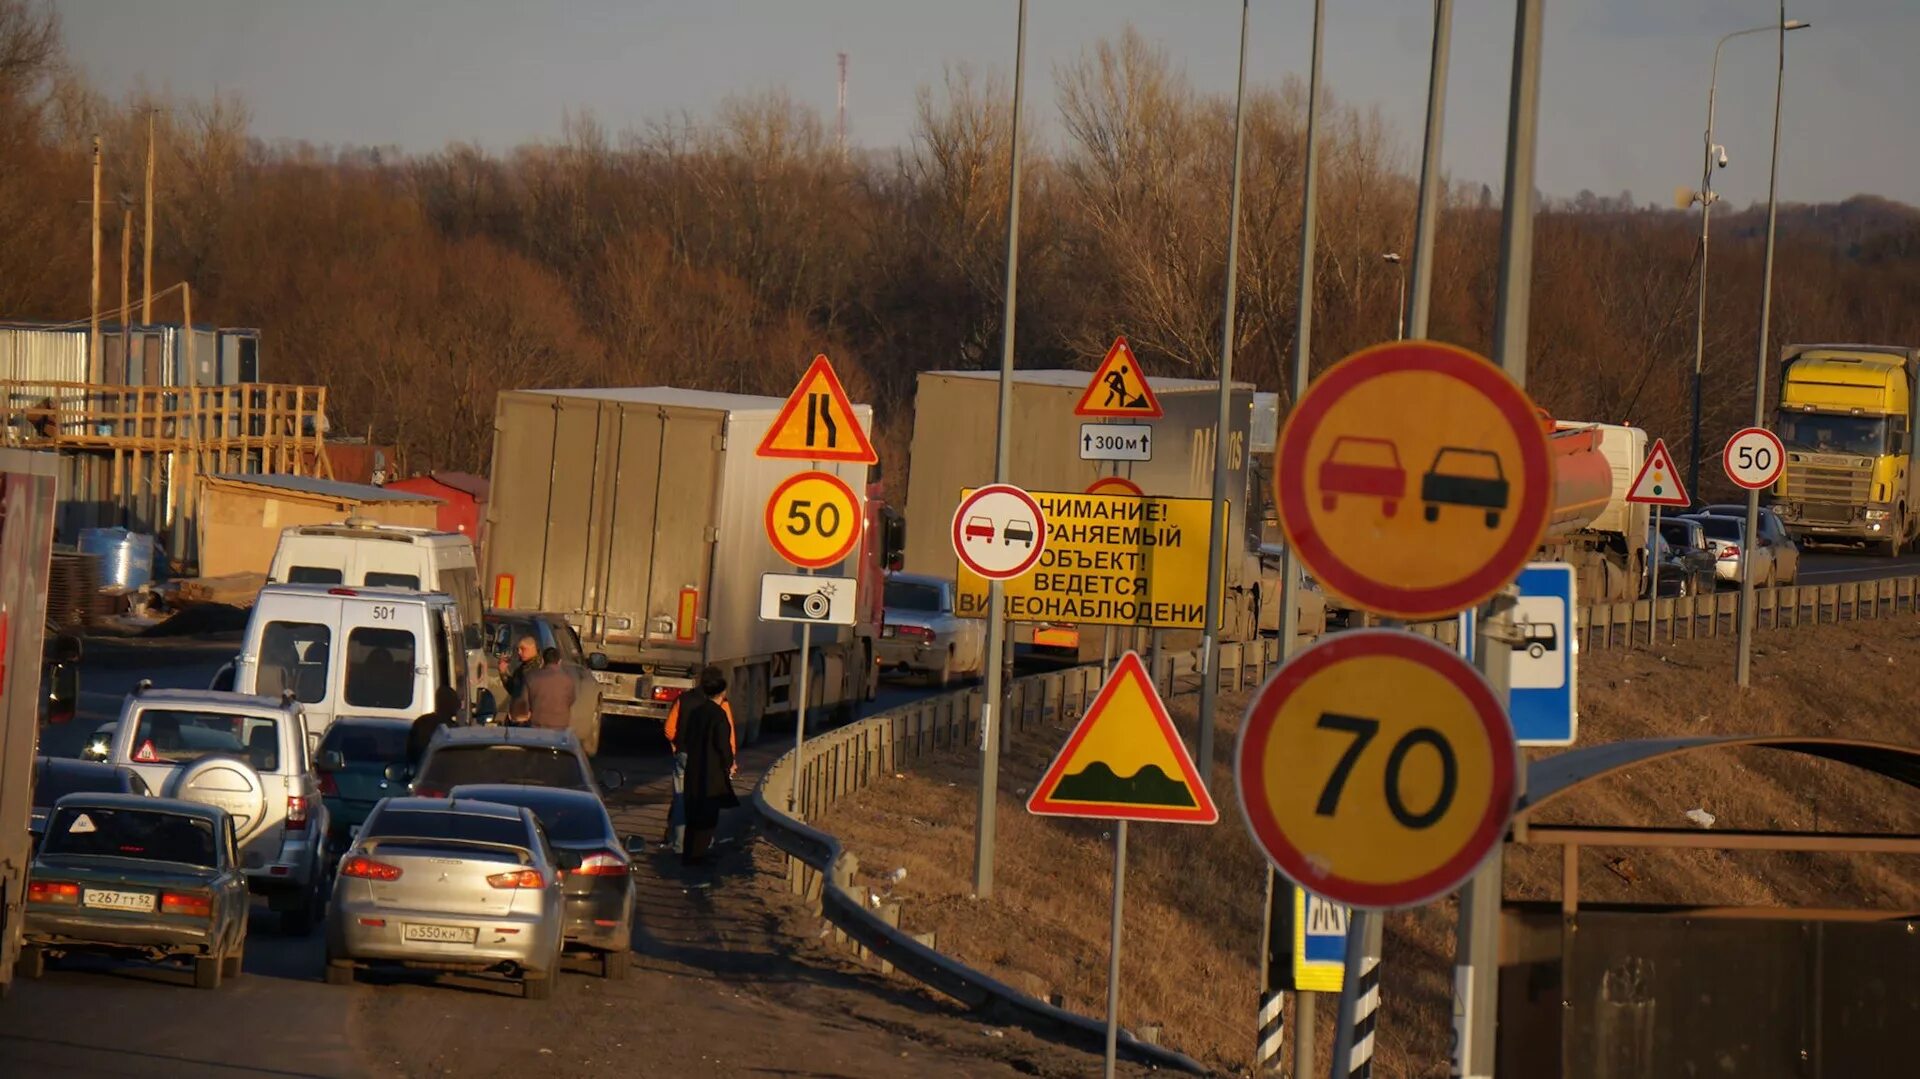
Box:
287, 566, 343, 585
259, 622, 330, 703
437, 567, 482, 647
432, 611, 457, 697
344, 627, 418, 711
365, 572, 421, 589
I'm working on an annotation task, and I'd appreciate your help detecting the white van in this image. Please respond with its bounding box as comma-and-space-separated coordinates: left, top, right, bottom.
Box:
265, 521, 496, 705
230, 584, 477, 737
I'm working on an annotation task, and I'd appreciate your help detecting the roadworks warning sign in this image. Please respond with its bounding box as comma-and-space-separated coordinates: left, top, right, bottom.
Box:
954, 489, 1217, 629
1026, 651, 1219, 824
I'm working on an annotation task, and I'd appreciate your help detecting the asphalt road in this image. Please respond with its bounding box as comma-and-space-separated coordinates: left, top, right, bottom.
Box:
3, 637, 1102, 1079
1796, 548, 1920, 584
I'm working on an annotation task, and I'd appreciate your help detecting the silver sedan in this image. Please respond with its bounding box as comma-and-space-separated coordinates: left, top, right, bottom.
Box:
324, 797, 568, 999
876, 573, 985, 686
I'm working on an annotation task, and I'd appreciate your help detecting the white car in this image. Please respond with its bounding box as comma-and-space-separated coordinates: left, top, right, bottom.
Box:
876, 573, 985, 686
1685, 514, 1799, 586
107, 686, 334, 935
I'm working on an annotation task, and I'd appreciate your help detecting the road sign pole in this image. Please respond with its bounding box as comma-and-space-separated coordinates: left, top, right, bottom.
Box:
791, 616, 813, 816
1295, 988, 1317, 1078
1197, 0, 1252, 790
1405, 0, 1454, 342
973, 0, 1027, 900
1255, 866, 1286, 1073
1103, 818, 1129, 1079
1328, 909, 1380, 1079
1453, 592, 1515, 1079
1647, 504, 1661, 646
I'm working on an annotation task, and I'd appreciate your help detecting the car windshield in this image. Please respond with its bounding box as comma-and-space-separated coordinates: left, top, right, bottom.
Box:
418, 746, 589, 791
448, 788, 609, 844
319, 721, 411, 766
32, 765, 128, 807
130, 710, 280, 770
1433, 448, 1501, 478
1331, 437, 1398, 467
41, 806, 217, 867
884, 581, 944, 613
363, 808, 530, 848
1775, 413, 1887, 456
1696, 517, 1744, 541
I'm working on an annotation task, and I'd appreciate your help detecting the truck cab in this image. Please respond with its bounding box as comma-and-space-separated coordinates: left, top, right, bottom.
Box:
1770, 345, 1920, 555
266, 520, 498, 706
229, 584, 476, 738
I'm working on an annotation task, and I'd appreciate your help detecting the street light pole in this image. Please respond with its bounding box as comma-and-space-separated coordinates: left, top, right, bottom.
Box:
1737, 3, 1795, 690
1689, 17, 1809, 501
1382, 252, 1406, 340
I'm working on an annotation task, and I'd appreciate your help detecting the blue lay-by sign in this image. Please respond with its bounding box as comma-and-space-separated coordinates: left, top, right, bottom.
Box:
1508, 562, 1577, 746
1292, 885, 1349, 992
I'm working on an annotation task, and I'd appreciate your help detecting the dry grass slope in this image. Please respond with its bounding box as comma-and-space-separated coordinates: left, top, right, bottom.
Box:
822, 618, 1920, 1076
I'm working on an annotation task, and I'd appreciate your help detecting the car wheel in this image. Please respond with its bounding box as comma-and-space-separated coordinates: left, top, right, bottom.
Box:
281, 869, 323, 937
15, 945, 45, 980
932, 648, 954, 688
602, 949, 629, 981
1321, 494, 1337, 512
1424, 505, 1439, 523
221, 937, 245, 980
1484, 511, 1501, 530
1528, 643, 1545, 659
193, 955, 223, 990
1382, 500, 1397, 518
524, 973, 554, 1000
324, 957, 355, 986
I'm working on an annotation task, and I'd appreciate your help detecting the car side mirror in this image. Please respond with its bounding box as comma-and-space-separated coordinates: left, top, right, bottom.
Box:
623, 835, 647, 858
588, 652, 609, 671
383, 762, 412, 783
53, 633, 82, 664
318, 750, 344, 772
598, 767, 625, 793
210, 662, 236, 693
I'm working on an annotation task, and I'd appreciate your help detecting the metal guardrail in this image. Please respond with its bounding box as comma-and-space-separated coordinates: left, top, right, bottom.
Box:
750, 638, 1286, 1075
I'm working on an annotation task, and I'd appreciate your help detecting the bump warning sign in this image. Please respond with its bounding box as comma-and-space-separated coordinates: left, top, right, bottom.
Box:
1027, 651, 1218, 824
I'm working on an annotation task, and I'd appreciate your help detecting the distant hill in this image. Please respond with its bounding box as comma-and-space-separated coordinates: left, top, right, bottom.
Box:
1718, 194, 1920, 263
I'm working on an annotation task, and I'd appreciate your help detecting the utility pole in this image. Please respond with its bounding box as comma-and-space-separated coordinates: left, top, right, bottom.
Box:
120, 205, 133, 382
90, 135, 103, 383
143, 108, 158, 325
972, 0, 1027, 900
836, 53, 849, 162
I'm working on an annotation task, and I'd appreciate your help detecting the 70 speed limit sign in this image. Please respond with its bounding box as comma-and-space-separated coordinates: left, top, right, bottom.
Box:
1723, 427, 1786, 490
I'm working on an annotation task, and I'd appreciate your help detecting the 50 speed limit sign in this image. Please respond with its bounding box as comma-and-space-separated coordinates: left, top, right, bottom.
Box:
1235, 629, 1517, 910
764, 470, 862, 569
1723, 427, 1786, 490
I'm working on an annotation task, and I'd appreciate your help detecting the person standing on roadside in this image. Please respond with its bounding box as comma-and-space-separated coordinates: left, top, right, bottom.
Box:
523, 646, 576, 732
662, 672, 737, 854
498, 635, 540, 703
675, 666, 737, 866
406, 686, 461, 766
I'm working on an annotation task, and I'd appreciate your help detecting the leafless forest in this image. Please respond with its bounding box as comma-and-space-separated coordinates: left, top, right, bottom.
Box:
4, 2, 1917, 490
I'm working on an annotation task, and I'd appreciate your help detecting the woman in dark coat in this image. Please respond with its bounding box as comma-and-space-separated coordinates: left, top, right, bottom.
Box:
676, 666, 738, 866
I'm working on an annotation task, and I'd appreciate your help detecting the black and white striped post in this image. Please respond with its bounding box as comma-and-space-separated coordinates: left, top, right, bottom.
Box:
1255, 866, 1288, 1070
1330, 911, 1383, 1079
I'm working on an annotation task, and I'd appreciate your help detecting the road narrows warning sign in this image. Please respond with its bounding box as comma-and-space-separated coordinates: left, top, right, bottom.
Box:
1027, 651, 1218, 824
757, 354, 879, 464
1074, 337, 1164, 419
1625, 438, 1690, 507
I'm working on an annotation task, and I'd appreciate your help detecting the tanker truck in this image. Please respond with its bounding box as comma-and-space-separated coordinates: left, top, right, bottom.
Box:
1542, 416, 1648, 603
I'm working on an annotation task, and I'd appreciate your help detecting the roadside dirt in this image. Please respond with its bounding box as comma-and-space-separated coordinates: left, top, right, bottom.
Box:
822, 619, 1920, 1076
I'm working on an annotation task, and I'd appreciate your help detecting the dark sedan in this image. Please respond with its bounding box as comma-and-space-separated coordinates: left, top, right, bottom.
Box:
316, 716, 416, 848
20, 794, 251, 989
448, 784, 640, 979
29, 757, 148, 852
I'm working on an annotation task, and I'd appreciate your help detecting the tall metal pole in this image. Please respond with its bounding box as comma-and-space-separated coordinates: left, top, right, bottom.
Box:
1405, 0, 1453, 342
142, 109, 157, 325
973, 0, 1027, 899
791, 620, 813, 815
1738, 5, 1790, 690
90, 135, 103, 384
1196, 0, 1251, 791
1690, 20, 1806, 500
1102, 819, 1129, 1078
1452, 4, 1542, 1077
1269, 0, 1327, 1073
119, 207, 132, 382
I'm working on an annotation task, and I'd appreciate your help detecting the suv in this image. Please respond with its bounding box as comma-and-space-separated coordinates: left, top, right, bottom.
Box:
107, 686, 334, 935
399, 726, 621, 799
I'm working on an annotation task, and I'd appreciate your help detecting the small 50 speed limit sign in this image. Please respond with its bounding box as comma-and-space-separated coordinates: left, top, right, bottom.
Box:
764, 470, 862, 569
1723, 427, 1786, 490
1235, 630, 1518, 910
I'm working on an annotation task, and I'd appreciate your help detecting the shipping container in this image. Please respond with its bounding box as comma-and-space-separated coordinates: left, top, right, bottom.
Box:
484, 387, 890, 745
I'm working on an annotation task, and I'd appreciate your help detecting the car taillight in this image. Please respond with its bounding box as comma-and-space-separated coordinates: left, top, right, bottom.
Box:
414, 786, 445, 799
651, 685, 685, 702
286, 795, 310, 831
487, 869, 545, 889
1720, 545, 1740, 560
316, 771, 338, 796
162, 891, 213, 917
27, 880, 78, 904
898, 625, 935, 642
339, 855, 404, 881
571, 851, 627, 877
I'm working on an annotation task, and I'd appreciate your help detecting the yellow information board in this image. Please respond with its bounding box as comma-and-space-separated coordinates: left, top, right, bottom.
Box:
954, 488, 1215, 630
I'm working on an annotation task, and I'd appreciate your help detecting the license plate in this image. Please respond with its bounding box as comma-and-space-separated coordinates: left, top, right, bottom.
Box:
402, 923, 477, 943
83, 889, 155, 913
882, 626, 896, 637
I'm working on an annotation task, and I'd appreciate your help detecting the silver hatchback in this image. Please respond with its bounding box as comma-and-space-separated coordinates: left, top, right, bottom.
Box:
324, 797, 567, 999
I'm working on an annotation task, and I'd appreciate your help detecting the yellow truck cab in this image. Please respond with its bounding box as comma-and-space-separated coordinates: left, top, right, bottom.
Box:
1771, 344, 1920, 555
